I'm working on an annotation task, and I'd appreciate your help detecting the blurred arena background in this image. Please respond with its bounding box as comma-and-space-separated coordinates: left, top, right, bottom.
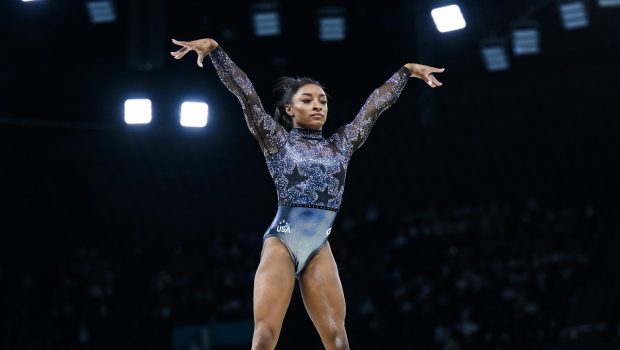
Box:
1, 0, 619, 349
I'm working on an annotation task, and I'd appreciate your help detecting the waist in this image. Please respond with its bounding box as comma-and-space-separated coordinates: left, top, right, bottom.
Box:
279, 202, 339, 213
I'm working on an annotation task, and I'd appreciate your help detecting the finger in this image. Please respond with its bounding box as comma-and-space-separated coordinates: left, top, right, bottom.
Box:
428, 74, 442, 87
172, 39, 196, 52
430, 67, 445, 74
173, 51, 190, 60
171, 52, 183, 59
171, 47, 189, 59
171, 38, 189, 46
197, 54, 205, 68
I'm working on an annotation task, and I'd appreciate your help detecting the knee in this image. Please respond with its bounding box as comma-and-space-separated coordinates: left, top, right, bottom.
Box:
252, 322, 278, 350
326, 326, 349, 350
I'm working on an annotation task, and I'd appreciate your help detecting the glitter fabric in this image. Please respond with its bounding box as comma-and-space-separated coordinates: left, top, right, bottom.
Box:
210, 45, 410, 212
263, 205, 337, 277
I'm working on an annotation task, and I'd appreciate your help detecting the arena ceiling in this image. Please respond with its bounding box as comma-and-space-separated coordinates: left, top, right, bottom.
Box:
1, 0, 618, 124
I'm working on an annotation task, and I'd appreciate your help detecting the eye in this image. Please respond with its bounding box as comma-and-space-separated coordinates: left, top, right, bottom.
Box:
302, 100, 311, 103
321, 101, 328, 105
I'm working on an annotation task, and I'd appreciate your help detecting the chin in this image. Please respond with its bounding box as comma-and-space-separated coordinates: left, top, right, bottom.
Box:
298, 117, 326, 130
312, 122, 325, 130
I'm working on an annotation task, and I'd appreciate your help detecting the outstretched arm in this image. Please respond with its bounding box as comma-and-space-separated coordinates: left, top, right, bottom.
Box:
334, 63, 445, 154
170, 38, 287, 156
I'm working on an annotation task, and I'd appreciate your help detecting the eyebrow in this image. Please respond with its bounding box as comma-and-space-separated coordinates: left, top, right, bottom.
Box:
301, 93, 327, 98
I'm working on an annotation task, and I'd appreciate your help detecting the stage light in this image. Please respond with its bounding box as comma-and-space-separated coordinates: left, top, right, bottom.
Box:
86, 1, 116, 24
22, 0, 42, 2
481, 39, 509, 72
252, 2, 280, 37
124, 99, 152, 125
598, 0, 620, 7
431, 4, 466, 33
180, 102, 208, 128
319, 18, 345, 41
512, 26, 540, 55
559, 1, 589, 30
317, 7, 346, 41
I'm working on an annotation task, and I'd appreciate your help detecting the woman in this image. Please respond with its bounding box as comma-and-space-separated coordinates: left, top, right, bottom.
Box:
170, 37, 444, 350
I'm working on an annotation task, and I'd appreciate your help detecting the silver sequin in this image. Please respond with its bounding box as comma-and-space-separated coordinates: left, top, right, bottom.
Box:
210, 46, 410, 211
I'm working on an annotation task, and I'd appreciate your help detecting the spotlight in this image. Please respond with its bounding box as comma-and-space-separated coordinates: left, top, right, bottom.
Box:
598, 0, 620, 7
481, 39, 509, 72
86, 1, 116, 24
180, 102, 208, 128
559, 1, 589, 30
431, 4, 466, 33
124, 99, 152, 125
252, 2, 281, 37
511, 23, 540, 55
317, 7, 347, 41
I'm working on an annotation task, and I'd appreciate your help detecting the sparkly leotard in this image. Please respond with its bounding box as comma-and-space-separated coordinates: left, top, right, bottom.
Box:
209, 46, 410, 277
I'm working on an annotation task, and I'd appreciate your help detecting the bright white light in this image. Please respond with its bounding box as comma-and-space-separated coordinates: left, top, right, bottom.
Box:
560, 2, 588, 30
319, 17, 346, 41
512, 28, 540, 55
87, 1, 116, 24
253, 12, 280, 36
431, 5, 466, 33
124, 99, 152, 124
598, 0, 620, 7
22, 0, 42, 2
482, 47, 509, 72
180, 102, 208, 128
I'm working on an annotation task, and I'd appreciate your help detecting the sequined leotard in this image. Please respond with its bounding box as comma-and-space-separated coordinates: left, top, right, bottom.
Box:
209, 46, 410, 277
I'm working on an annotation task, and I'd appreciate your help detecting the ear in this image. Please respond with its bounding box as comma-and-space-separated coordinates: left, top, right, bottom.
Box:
285, 104, 293, 117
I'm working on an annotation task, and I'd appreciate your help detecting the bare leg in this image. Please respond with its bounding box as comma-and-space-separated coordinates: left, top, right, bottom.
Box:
299, 242, 350, 350
252, 237, 296, 350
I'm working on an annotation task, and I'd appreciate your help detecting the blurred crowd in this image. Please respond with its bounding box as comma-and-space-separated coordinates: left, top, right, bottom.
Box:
1, 198, 614, 350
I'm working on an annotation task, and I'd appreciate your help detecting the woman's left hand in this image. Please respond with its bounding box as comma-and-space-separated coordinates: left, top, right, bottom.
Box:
405, 63, 445, 88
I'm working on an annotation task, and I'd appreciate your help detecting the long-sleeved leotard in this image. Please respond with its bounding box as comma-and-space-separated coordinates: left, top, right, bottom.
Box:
210, 45, 410, 276
209, 45, 410, 213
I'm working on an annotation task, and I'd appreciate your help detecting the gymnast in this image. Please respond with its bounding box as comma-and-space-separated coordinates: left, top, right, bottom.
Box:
171, 37, 444, 350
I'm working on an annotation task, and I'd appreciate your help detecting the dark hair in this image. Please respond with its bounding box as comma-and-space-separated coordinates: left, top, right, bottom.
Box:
273, 76, 327, 130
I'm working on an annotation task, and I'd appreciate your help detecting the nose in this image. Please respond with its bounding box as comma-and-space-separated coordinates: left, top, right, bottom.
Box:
312, 102, 322, 111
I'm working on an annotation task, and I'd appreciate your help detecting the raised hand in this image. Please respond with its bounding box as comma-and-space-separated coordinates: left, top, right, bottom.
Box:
406, 63, 445, 88
170, 38, 219, 68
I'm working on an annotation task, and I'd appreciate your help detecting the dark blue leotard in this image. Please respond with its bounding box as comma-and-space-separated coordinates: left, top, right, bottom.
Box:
209, 46, 410, 277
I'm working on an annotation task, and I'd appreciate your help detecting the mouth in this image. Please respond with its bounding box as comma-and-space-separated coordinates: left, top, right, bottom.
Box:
311, 114, 324, 118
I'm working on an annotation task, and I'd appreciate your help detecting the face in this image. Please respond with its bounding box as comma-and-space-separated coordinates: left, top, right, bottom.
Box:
285, 84, 328, 130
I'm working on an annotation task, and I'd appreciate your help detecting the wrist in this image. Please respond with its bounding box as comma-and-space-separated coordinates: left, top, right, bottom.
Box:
208, 38, 219, 50
404, 63, 416, 77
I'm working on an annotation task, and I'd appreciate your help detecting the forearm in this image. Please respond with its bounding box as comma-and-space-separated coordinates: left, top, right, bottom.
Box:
373, 66, 411, 112
206, 41, 286, 155
209, 44, 259, 103
343, 66, 410, 152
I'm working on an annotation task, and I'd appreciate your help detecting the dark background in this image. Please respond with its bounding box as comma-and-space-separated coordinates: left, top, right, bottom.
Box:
1, 0, 619, 349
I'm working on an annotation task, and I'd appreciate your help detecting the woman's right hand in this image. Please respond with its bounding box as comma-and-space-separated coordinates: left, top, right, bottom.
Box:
170, 38, 219, 68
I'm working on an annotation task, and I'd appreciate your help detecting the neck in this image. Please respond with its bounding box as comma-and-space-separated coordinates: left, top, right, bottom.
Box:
291, 127, 323, 139
293, 126, 321, 131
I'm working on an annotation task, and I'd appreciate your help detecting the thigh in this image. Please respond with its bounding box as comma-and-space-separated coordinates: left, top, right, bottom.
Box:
253, 237, 296, 330
299, 242, 347, 336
